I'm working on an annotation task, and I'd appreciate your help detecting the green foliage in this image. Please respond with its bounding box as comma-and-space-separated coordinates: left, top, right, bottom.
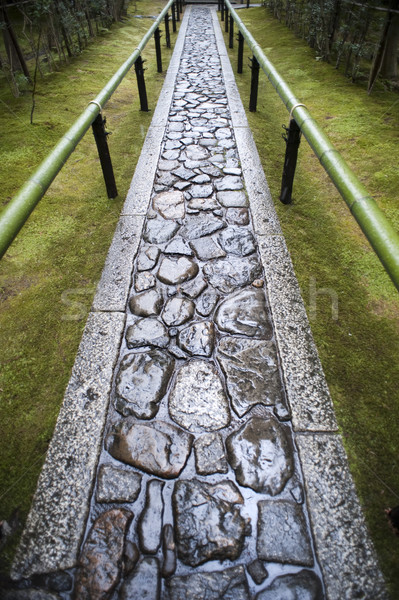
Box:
263, 0, 396, 85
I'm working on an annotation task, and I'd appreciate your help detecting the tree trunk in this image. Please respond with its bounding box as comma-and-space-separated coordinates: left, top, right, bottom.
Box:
380, 10, 399, 79
1, 3, 31, 81
368, 0, 399, 92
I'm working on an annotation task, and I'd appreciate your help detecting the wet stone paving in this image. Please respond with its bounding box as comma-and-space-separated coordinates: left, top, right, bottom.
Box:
26, 8, 326, 600
67, 8, 327, 600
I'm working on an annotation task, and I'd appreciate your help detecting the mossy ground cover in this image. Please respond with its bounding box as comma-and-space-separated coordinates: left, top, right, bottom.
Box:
222, 6, 399, 596
0, 0, 180, 573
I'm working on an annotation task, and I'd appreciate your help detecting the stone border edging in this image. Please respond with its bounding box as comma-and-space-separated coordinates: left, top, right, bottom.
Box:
11, 8, 192, 580
211, 9, 387, 598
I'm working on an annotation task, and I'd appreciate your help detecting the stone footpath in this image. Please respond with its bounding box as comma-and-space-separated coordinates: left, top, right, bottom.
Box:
7, 6, 387, 600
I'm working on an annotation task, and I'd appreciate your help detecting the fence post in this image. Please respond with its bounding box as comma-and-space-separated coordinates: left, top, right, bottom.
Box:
176, 0, 180, 21
134, 56, 149, 112
237, 31, 244, 73
154, 27, 162, 73
225, 7, 229, 32
249, 55, 259, 112
165, 13, 170, 48
221, 1, 225, 22
229, 14, 234, 48
280, 119, 302, 204
171, 2, 177, 32
91, 114, 118, 199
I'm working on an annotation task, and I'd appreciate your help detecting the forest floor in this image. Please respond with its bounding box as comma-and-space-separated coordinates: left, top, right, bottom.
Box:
0, 2, 398, 596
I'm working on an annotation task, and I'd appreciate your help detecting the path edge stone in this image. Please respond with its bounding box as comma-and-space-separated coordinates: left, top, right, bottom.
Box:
10, 9, 192, 581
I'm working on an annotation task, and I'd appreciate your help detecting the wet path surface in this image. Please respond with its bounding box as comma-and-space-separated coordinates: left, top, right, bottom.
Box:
73, 7, 324, 599
8, 6, 387, 600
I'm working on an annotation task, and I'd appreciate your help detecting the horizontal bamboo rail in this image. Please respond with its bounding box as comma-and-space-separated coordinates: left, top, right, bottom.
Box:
0, 0, 177, 259
224, 0, 399, 291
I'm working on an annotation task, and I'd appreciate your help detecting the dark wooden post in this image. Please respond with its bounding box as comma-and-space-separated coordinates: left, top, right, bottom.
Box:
176, 0, 180, 22
154, 27, 162, 73
165, 13, 170, 48
237, 31, 244, 73
229, 15, 234, 48
280, 119, 302, 204
249, 55, 259, 112
91, 114, 118, 199
225, 7, 229, 32
221, 1, 225, 22
134, 56, 149, 112
171, 2, 177, 32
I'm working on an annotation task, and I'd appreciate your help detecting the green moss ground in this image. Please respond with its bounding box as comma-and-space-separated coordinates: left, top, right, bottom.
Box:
0, 0, 180, 573
221, 7, 399, 597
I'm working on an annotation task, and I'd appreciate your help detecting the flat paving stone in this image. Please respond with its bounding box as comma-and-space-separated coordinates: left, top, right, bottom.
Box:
138, 479, 165, 554
115, 350, 175, 418
129, 289, 163, 317
226, 207, 250, 225
153, 190, 185, 220
218, 225, 256, 256
120, 557, 161, 600
164, 236, 193, 256
137, 246, 161, 272
106, 418, 194, 479
190, 236, 226, 260
125, 318, 169, 350
179, 213, 226, 239
226, 416, 294, 495
172, 479, 248, 567
215, 288, 273, 338
96, 465, 142, 504
166, 566, 250, 600
144, 218, 180, 244
196, 288, 220, 316
217, 190, 247, 207
203, 256, 262, 293
169, 360, 230, 432
162, 297, 195, 326
257, 499, 314, 567
217, 337, 285, 417
194, 432, 228, 475
157, 256, 199, 285
74, 508, 133, 600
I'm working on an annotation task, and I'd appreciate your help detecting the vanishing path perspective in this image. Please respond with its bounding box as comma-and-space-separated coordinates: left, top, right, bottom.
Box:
9, 6, 387, 600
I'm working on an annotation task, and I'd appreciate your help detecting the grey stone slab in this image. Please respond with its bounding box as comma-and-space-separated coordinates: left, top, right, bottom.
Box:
296, 433, 388, 599
96, 464, 142, 504
257, 499, 313, 566
11, 312, 125, 578
166, 566, 250, 600
169, 360, 230, 432
122, 126, 164, 216
92, 215, 144, 312
257, 236, 337, 432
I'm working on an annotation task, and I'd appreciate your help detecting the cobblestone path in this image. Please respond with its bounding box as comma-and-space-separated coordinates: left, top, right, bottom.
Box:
8, 6, 387, 600
71, 8, 325, 599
